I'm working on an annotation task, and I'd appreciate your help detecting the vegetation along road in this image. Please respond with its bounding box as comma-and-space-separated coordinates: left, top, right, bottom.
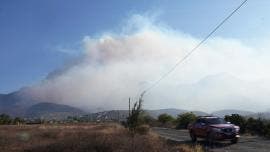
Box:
152, 127, 270, 152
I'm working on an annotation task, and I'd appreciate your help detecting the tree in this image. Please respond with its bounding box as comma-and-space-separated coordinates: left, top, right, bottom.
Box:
0, 114, 12, 124
176, 112, 196, 129
158, 113, 174, 125
127, 94, 144, 132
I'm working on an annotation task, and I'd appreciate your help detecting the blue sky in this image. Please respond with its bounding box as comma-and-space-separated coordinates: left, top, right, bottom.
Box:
0, 0, 269, 93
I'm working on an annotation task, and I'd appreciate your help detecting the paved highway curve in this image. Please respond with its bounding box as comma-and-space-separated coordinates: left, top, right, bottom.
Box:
152, 127, 270, 152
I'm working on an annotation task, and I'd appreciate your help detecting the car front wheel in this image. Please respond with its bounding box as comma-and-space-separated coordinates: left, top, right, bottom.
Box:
206, 133, 214, 146
190, 131, 197, 142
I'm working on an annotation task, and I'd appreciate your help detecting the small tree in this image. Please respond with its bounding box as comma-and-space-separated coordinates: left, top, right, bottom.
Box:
127, 93, 144, 132
158, 113, 175, 125
126, 93, 145, 152
176, 112, 196, 129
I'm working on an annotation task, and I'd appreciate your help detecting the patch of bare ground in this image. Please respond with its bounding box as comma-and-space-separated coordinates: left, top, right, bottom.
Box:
0, 123, 203, 152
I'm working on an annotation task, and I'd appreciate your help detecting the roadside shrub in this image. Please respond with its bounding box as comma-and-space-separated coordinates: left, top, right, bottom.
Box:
246, 117, 269, 136
176, 112, 197, 129
127, 94, 144, 132
158, 113, 175, 125
139, 114, 157, 126
0, 114, 12, 125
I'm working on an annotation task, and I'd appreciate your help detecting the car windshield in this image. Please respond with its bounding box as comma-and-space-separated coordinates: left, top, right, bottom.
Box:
205, 118, 227, 124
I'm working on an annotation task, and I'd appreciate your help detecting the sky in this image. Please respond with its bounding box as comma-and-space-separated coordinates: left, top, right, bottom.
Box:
1, 0, 270, 112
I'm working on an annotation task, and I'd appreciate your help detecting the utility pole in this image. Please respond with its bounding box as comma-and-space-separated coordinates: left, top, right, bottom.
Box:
128, 97, 131, 117
118, 111, 120, 122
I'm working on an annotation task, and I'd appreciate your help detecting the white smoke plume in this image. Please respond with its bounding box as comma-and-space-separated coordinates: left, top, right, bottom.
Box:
26, 15, 270, 112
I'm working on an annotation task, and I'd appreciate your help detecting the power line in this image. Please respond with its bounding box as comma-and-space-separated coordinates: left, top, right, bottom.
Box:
141, 0, 248, 96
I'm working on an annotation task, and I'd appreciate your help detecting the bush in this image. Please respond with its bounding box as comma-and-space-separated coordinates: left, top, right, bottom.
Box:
0, 114, 12, 125
158, 113, 175, 125
126, 94, 144, 134
0, 114, 25, 125
246, 117, 267, 136
139, 114, 157, 126
176, 112, 196, 129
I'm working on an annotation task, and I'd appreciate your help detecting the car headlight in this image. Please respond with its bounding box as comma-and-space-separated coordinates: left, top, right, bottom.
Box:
234, 126, 240, 132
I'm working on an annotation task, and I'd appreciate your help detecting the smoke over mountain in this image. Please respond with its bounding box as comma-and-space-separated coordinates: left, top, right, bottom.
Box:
23, 15, 270, 112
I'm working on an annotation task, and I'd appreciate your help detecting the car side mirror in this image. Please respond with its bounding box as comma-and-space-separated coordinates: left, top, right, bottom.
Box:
227, 121, 231, 124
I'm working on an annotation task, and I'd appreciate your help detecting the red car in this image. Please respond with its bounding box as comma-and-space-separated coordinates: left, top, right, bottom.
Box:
188, 116, 240, 144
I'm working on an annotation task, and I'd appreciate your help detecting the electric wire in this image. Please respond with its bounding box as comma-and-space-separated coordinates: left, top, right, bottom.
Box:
141, 0, 248, 96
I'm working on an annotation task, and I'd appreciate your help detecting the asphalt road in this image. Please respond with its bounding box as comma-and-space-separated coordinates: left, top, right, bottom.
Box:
152, 127, 270, 152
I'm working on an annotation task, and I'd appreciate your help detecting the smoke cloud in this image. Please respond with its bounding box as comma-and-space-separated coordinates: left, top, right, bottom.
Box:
26, 15, 270, 112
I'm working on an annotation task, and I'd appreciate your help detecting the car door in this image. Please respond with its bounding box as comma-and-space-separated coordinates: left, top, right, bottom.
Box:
199, 119, 208, 137
194, 119, 203, 137
195, 119, 208, 137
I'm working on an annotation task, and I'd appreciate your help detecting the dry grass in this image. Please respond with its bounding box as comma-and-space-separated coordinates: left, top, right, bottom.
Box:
0, 123, 203, 152
171, 144, 204, 152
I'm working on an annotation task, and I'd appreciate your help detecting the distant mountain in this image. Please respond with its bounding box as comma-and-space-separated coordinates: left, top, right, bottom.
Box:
191, 111, 209, 116
212, 109, 255, 118
0, 88, 85, 119
25, 102, 85, 120
0, 89, 208, 120
0, 90, 36, 117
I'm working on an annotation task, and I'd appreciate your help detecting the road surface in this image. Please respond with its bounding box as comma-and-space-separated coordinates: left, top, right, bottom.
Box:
152, 127, 270, 152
